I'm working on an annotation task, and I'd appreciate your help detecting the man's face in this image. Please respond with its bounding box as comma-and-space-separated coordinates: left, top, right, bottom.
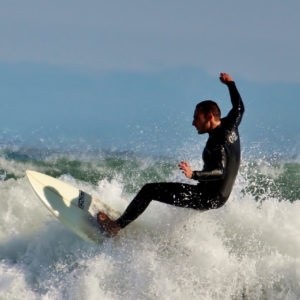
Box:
192, 109, 210, 134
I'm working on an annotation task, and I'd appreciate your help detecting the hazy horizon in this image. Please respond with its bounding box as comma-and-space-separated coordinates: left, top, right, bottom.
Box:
0, 1, 299, 156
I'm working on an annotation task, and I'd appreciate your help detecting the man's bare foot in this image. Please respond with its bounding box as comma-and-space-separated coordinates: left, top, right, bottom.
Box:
97, 212, 121, 237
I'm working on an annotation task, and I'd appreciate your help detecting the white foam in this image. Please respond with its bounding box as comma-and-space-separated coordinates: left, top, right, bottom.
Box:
1, 167, 300, 299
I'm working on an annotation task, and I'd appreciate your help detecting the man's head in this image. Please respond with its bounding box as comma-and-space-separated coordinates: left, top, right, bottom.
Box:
193, 100, 221, 134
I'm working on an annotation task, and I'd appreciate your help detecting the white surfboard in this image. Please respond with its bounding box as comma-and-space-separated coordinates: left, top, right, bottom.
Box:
26, 170, 121, 243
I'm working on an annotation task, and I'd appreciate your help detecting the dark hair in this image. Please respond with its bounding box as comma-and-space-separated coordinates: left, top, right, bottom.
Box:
196, 100, 221, 119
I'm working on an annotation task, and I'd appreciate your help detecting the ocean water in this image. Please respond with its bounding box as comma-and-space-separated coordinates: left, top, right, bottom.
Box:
0, 146, 299, 299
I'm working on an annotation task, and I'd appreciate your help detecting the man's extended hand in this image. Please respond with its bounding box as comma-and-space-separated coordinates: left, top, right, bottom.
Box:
219, 72, 233, 84
178, 161, 193, 179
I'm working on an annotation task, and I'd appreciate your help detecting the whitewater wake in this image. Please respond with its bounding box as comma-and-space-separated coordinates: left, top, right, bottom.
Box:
0, 148, 299, 299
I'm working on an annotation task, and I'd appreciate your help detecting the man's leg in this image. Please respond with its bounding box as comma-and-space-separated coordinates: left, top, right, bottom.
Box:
116, 182, 207, 229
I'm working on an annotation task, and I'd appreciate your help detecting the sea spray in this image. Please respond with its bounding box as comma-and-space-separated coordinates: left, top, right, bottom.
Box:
0, 148, 299, 299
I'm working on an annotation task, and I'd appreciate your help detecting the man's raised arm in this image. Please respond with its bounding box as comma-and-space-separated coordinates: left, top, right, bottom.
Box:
220, 73, 245, 127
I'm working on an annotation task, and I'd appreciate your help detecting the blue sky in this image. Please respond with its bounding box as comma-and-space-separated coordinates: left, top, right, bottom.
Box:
0, 0, 299, 156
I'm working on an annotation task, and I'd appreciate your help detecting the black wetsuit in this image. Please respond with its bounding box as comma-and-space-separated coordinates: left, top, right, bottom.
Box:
117, 81, 244, 228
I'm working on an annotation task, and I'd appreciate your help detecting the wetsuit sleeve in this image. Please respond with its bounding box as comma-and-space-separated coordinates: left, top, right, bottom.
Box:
225, 81, 245, 127
192, 169, 224, 181
191, 145, 226, 181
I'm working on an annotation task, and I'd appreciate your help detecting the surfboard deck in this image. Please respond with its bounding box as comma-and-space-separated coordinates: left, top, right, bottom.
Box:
26, 170, 121, 243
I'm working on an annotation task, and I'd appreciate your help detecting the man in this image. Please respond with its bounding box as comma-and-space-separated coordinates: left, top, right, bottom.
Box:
98, 72, 244, 237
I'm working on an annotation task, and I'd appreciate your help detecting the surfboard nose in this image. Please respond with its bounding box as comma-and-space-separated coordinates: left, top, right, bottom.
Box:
26, 170, 42, 180
26, 169, 34, 176
26, 169, 38, 176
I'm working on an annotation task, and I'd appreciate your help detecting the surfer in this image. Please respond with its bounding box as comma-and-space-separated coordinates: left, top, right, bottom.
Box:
98, 72, 245, 237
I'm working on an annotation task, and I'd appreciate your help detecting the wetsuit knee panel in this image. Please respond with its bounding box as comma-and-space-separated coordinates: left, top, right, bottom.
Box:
137, 183, 157, 200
